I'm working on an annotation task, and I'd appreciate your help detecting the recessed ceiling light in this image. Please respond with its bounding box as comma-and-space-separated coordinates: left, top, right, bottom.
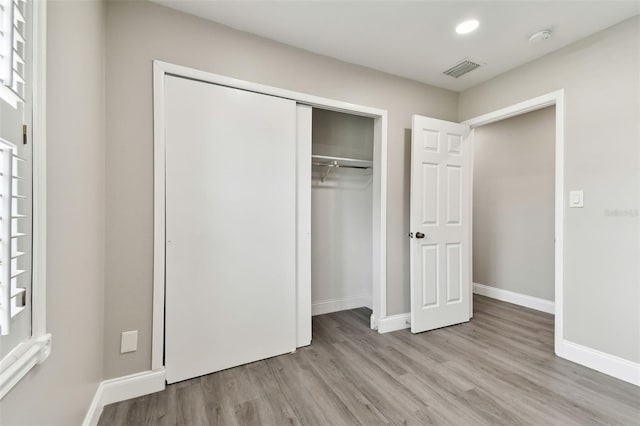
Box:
456, 19, 479, 35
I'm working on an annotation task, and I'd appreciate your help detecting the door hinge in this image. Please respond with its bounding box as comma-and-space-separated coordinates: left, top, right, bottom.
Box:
22, 125, 27, 145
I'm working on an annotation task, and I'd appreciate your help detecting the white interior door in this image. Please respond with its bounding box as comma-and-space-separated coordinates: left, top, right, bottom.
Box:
410, 115, 471, 333
164, 75, 297, 384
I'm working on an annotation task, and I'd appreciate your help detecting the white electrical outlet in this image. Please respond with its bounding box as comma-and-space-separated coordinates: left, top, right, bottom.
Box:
120, 330, 138, 353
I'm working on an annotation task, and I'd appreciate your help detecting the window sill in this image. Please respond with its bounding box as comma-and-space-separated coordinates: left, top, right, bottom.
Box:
0, 333, 51, 399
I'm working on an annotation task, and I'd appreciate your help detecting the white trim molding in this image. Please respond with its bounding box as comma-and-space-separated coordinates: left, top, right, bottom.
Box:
462, 91, 560, 128
0, 334, 51, 399
312, 295, 372, 316
295, 104, 312, 348
377, 313, 411, 333
473, 283, 555, 314
556, 340, 640, 386
83, 368, 167, 426
31, 0, 48, 339
152, 60, 389, 370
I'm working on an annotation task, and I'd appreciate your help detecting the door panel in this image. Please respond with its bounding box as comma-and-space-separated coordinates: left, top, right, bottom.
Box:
421, 163, 439, 224
164, 76, 297, 384
421, 244, 438, 307
410, 116, 471, 333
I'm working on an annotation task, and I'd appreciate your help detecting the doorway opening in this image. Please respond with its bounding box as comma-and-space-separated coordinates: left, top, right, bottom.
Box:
471, 106, 556, 348
463, 90, 565, 354
310, 108, 375, 331
472, 106, 556, 309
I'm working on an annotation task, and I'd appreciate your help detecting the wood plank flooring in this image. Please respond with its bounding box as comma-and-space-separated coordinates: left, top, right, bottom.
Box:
99, 296, 640, 425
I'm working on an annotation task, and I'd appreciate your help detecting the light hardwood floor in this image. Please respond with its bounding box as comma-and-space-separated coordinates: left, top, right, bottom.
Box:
99, 295, 640, 425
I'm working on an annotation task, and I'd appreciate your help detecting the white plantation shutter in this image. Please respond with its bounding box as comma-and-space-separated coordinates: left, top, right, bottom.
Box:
0, 0, 26, 106
0, 0, 28, 336
0, 0, 30, 342
0, 138, 28, 335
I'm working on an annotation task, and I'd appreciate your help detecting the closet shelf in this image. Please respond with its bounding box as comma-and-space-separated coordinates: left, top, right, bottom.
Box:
311, 155, 373, 169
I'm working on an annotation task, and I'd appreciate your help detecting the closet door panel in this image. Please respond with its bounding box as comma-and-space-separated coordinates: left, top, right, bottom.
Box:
164, 75, 296, 384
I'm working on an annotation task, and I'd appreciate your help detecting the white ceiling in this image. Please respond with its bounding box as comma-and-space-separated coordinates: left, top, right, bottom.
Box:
150, 1, 640, 92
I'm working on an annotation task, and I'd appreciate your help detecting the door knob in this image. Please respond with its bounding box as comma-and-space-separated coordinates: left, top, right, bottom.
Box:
416, 232, 425, 239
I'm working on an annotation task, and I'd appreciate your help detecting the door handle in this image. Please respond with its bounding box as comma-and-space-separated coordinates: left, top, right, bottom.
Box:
415, 232, 425, 239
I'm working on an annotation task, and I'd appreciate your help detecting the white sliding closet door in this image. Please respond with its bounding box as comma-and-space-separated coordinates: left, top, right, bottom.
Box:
164, 75, 297, 384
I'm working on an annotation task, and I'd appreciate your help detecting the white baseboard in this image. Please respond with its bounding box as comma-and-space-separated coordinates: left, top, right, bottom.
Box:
473, 282, 555, 314
312, 295, 371, 316
377, 313, 410, 333
83, 382, 104, 426
473, 283, 638, 385
83, 368, 166, 426
557, 340, 640, 386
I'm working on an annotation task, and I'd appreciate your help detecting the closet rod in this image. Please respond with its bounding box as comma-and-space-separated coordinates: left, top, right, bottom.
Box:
311, 154, 373, 168
313, 160, 371, 182
311, 161, 371, 170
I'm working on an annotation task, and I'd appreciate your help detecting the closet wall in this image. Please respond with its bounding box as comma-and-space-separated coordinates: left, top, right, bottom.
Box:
311, 109, 374, 315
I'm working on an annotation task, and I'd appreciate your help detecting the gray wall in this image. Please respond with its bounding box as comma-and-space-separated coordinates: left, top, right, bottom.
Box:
460, 17, 640, 363
473, 107, 555, 301
104, 0, 457, 378
0, 1, 106, 425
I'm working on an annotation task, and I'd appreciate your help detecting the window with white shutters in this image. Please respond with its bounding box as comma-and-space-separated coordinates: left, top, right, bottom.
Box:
0, 0, 26, 107
0, 138, 28, 334
0, 0, 29, 338
0, 0, 45, 400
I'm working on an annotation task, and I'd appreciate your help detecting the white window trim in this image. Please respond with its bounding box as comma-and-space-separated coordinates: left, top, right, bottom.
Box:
0, 0, 48, 400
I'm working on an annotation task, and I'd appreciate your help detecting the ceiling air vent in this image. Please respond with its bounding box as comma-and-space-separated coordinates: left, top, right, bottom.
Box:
443, 59, 480, 78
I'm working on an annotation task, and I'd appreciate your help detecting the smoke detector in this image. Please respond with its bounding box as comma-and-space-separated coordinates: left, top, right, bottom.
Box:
529, 29, 552, 44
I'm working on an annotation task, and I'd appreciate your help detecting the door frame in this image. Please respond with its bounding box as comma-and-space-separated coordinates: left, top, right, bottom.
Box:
461, 89, 565, 354
152, 60, 389, 371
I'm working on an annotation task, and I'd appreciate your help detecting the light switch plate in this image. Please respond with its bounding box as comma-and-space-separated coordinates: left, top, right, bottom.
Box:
569, 190, 584, 208
121, 330, 138, 353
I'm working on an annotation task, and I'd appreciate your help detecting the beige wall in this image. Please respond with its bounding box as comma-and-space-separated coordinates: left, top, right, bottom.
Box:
460, 17, 640, 363
104, 0, 457, 378
473, 107, 555, 301
0, 1, 106, 425
1, 2, 636, 421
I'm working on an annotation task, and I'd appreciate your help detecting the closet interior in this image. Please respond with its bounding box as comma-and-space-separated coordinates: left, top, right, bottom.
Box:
310, 108, 375, 320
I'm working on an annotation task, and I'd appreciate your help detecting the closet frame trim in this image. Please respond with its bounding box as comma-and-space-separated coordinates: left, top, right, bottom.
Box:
152, 60, 388, 371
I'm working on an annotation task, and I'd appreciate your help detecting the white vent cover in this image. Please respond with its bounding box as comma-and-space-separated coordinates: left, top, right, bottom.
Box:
443, 59, 481, 78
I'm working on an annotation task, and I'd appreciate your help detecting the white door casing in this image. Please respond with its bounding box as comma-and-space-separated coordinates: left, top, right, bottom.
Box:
410, 115, 471, 333
296, 104, 312, 348
164, 75, 297, 384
